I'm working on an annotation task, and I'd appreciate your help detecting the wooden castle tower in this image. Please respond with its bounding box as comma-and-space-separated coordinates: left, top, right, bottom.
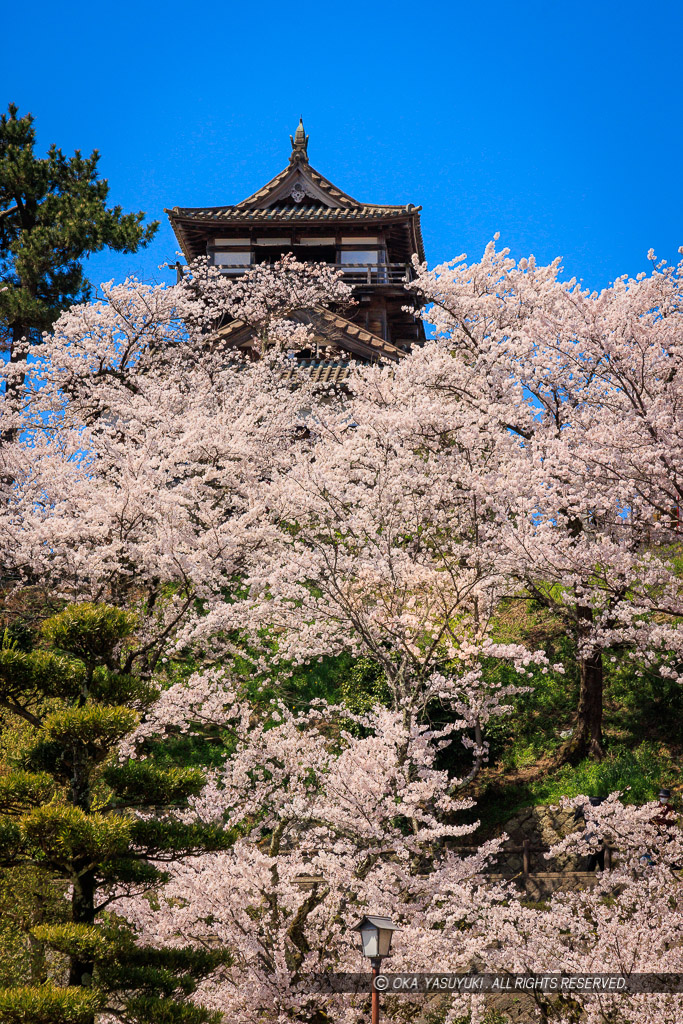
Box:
166, 120, 425, 374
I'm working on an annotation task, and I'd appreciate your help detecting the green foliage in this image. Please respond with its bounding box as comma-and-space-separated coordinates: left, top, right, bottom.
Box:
124, 996, 223, 1024
2, 621, 34, 654
90, 667, 159, 708
25, 923, 229, 1022
42, 702, 139, 746
33, 921, 231, 1017
607, 656, 683, 747
25, 706, 140, 782
339, 656, 391, 715
34, 921, 229, 976
239, 650, 355, 710
31, 922, 108, 963
529, 741, 679, 805
0, 602, 231, 1021
41, 603, 136, 666
0, 983, 103, 1023
0, 865, 69, 987
474, 741, 680, 839
235, 647, 392, 719
130, 817, 238, 854
0, 103, 157, 347
102, 761, 205, 805
22, 804, 133, 862
0, 816, 23, 858
0, 648, 85, 701
143, 730, 235, 771
0, 769, 54, 812
96, 856, 168, 887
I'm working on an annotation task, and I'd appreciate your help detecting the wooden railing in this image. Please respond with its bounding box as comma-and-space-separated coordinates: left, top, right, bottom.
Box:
215, 262, 414, 285
453, 841, 614, 877
337, 263, 414, 285
291, 842, 615, 892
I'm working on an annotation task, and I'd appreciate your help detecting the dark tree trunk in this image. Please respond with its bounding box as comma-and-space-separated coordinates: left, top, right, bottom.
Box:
68, 734, 96, 1006
68, 869, 96, 988
1, 324, 29, 448
573, 648, 604, 758
10, 322, 28, 362
557, 606, 605, 764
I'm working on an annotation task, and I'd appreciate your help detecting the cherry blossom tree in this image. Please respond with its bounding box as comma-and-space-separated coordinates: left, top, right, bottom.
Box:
180, 346, 552, 785
0, 257, 348, 665
408, 241, 683, 759
7, 242, 683, 758
487, 794, 683, 1024
117, 671, 683, 1024
178, 252, 353, 354
116, 670, 517, 1024
1, 244, 682, 1024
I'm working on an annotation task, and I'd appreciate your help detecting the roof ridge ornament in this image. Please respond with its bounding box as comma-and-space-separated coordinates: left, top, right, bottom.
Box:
289, 117, 309, 165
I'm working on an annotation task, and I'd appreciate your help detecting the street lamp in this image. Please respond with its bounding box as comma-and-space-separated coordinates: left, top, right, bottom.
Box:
352, 915, 399, 1024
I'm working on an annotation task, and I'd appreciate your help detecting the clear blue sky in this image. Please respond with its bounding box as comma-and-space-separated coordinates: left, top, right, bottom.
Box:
3, 0, 682, 294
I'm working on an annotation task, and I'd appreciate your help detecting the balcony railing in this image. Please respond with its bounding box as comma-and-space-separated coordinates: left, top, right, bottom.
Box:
337, 262, 414, 285
215, 262, 414, 285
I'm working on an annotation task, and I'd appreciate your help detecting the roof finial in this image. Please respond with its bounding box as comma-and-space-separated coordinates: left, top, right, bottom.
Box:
289, 117, 309, 164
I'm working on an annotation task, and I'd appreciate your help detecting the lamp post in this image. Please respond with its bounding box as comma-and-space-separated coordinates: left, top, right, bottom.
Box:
352, 915, 399, 1024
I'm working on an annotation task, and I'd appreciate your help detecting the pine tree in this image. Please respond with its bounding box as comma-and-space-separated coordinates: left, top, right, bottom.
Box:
0, 603, 233, 1024
0, 103, 158, 359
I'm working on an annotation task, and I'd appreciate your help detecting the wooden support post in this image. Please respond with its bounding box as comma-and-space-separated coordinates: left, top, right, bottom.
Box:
371, 959, 380, 1024
522, 839, 530, 877
604, 845, 612, 871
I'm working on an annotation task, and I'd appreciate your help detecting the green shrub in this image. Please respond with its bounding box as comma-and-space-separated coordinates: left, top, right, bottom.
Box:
530, 741, 678, 804
0, 982, 103, 1023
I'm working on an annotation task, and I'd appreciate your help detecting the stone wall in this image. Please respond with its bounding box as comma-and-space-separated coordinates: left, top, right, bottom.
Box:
497, 803, 584, 873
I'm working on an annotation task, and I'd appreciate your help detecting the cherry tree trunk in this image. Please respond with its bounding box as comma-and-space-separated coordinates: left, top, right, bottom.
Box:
573, 648, 604, 759
562, 605, 604, 762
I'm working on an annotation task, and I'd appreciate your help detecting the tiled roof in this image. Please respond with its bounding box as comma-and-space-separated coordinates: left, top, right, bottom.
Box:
297, 307, 402, 361
232, 162, 361, 210
165, 139, 425, 264
168, 203, 418, 223
209, 305, 404, 363
283, 360, 352, 384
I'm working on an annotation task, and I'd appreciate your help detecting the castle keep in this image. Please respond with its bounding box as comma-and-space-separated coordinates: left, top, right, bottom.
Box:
166, 120, 425, 371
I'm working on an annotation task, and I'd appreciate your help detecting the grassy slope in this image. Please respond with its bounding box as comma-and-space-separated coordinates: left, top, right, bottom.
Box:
462, 598, 683, 838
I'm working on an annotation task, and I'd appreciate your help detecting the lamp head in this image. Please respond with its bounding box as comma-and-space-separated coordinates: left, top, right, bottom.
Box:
352, 915, 399, 959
